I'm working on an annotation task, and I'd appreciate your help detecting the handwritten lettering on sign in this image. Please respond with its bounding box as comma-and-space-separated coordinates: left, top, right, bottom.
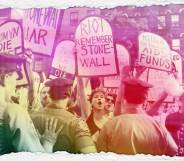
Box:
138, 32, 172, 72
23, 8, 61, 56
0, 20, 23, 55
50, 40, 75, 79
103, 44, 130, 88
171, 50, 182, 84
75, 16, 118, 76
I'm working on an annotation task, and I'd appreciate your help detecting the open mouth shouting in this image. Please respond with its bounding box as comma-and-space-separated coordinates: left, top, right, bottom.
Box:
98, 101, 102, 106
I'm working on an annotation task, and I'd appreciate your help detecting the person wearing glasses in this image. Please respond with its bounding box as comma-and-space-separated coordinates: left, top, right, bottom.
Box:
104, 93, 116, 118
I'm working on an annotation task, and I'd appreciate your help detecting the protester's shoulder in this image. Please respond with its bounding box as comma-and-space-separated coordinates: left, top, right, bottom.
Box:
70, 115, 89, 131
57, 109, 80, 122
101, 115, 120, 128
112, 114, 153, 125
29, 109, 43, 119
5, 102, 26, 113
3, 103, 29, 119
70, 114, 85, 124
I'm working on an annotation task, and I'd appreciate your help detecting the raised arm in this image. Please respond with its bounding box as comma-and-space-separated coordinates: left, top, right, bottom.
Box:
147, 91, 168, 116
114, 66, 131, 116
77, 77, 91, 120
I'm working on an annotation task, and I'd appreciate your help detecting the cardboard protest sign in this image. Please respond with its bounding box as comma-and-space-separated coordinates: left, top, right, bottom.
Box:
138, 32, 172, 72
136, 67, 149, 81
103, 44, 130, 88
23, 8, 62, 56
0, 20, 29, 86
75, 16, 119, 77
0, 20, 24, 55
171, 50, 182, 85
103, 87, 118, 95
50, 40, 75, 80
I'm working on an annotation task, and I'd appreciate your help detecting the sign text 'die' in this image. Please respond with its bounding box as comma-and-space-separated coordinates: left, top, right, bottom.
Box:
23, 8, 60, 56
0, 21, 23, 55
50, 40, 75, 79
138, 32, 171, 71
75, 16, 118, 76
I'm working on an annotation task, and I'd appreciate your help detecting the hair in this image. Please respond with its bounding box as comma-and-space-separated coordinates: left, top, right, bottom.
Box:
123, 85, 148, 105
88, 88, 106, 103
0, 69, 15, 86
105, 93, 117, 103
49, 85, 71, 101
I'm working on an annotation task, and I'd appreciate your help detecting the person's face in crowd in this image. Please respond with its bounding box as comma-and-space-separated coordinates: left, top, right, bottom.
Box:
91, 92, 106, 110
40, 86, 51, 107
105, 95, 115, 112
4, 71, 18, 100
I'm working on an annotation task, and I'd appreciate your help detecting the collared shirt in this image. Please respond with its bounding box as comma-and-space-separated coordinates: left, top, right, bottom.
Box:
31, 104, 95, 153
97, 113, 177, 156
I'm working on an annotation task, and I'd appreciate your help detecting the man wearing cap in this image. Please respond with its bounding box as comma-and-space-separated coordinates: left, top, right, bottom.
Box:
0, 54, 60, 154
31, 77, 97, 153
96, 78, 177, 156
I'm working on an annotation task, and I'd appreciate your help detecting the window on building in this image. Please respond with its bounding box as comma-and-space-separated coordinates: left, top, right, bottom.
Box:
157, 16, 166, 29
171, 14, 179, 27
87, 10, 96, 16
70, 12, 78, 26
172, 39, 180, 50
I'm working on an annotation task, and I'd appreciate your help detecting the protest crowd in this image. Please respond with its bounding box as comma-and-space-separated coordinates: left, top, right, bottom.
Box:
0, 7, 184, 156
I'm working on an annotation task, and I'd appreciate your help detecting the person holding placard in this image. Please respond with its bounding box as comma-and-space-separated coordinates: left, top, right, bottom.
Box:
114, 66, 168, 117
77, 77, 110, 142
97, 78, 177, 156
31, 78, 96, 153
0, 54, 62, 154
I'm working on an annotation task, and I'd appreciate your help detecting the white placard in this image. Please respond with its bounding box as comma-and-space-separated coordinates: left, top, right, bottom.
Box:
171, 50, 182, 85
138, 32, 172, 72
0, 20, 23, 55
23, 8, 61, 56
50, 40, 75, 79
75, 16, 118, 77
103, 44, 130, 87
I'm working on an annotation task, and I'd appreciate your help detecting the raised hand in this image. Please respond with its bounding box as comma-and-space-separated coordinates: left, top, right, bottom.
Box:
41, 117, 64, 152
